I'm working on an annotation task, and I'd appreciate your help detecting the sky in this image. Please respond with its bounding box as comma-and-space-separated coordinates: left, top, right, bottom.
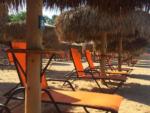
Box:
43, 8, 61, 18
8, 6, 61, 18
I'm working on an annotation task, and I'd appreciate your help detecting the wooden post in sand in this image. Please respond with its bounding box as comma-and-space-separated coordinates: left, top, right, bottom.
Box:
25, 0, 43, 113
118, 37, 123, 71
100, 33, 107, 75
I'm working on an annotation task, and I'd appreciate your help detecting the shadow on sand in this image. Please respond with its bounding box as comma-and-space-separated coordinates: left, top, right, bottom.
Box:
130, 74, 150, 81
46, 69, 150, 106
89, 82, 150, 106
51, 62, 71, 66
118, 83, 150, 106
0, 82, 75, 113
134, 57, 150, 68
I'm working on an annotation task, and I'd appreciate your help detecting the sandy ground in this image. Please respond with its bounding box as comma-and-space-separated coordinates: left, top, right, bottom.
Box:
0, 53, 150, 113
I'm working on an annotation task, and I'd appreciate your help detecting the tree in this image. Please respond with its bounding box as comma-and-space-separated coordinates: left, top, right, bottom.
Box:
44, 15, 58, 25
8, 11, 57, 25
8, 12, 26, 22
43, 16, 52, 25
51, 15, 58, 25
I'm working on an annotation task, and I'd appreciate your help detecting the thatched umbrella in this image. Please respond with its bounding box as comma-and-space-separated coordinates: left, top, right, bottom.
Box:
1, 22, 85, 59
55, 8, 150, 42
1, 22, 84, 52
1, 22, 62, 49
2, 1, 150, 113
55, 6, 150, 74
55, 6, 121, 42
55, 6, 122, 74
106, 11, 150, 70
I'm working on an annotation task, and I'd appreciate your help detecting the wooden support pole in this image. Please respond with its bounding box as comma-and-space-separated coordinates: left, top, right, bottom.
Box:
25, 0, 43, 113
118, 37, 123, 71
100, 33, 107, 75
93, 42, 96, 61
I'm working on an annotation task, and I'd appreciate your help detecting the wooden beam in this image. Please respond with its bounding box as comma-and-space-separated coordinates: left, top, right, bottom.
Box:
118, 37, 123, 71
100, 33, 107, 75
25, 0, 43, 113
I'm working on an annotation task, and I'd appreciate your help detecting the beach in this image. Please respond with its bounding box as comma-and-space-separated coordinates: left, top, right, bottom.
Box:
0, 53, 150, 113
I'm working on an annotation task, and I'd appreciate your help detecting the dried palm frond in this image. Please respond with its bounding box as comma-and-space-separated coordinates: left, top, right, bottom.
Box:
0, 22, 61, 49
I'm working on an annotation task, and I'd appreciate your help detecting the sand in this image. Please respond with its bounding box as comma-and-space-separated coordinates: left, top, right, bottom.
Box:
0, 53, 150, 113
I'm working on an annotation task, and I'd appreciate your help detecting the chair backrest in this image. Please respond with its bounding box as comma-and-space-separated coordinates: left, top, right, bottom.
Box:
85, 50, 95, 69
7, 41, 48, 89
70, 48, 85, 77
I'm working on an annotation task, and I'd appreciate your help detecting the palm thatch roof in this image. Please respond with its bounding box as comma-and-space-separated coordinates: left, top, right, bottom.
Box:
55, 6, 150, 42
2, 0, 150, 15
0, 22, 62, 49
109, 11, 150, 41
0, 22, 84, 51
55, 6, 119, 42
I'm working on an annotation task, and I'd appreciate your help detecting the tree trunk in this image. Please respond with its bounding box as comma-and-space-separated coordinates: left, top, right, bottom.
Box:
93, 42, 96, 61
0, 3, 8, 34
25, 0, 42, 113
118, 37, 123, 71
100, 33, 107, 75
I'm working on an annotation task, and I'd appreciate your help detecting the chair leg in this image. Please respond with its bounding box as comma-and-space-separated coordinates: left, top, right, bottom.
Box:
111, 81, 124, 93
42, 89, 62, 113
63, 75, 76, 87
0, 104, 11, 113
3, 83, 20, 97
93, 79, 105, 92
4, 87, 25, 106
83, 106, 90, 113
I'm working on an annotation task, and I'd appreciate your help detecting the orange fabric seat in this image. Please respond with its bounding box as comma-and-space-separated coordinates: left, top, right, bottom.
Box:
42, 89, 123, 112
69, 48, 127, 93
85, 50, 130, 75
85, 50, 132, 74
71, 48, 127, 82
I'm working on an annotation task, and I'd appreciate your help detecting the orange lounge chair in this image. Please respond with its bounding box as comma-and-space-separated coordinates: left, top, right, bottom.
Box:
85, 50, 132, 75
94, 52, 132, 73
65, 48, 127, 93
5, 41, 123, 113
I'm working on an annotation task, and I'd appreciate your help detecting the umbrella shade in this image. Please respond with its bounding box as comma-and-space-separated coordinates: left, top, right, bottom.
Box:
55, 6, 150, 43
112, 11, 150, 41
55, 6, 120, 42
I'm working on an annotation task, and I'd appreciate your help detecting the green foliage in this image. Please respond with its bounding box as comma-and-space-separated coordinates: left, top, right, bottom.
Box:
8, 11, 26, 22
44, 15, 58, 25
8, 11, 58, 25
51, 15, 58, 24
